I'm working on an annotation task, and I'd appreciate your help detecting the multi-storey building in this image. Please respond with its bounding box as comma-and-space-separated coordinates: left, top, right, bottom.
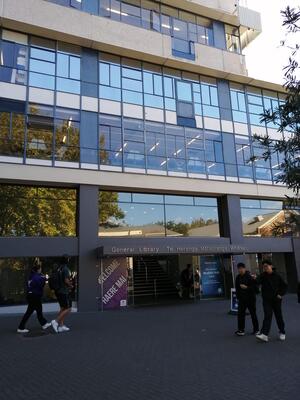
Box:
0, 0, 299, 312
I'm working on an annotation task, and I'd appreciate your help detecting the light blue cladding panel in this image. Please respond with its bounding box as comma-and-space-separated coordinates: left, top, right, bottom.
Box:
80, 111, 98, 164
82, 0, 98, 14
222, 133, 237, 164
217, 79, 233, 121
81, 48, 98, 97
212, 21, 226, 50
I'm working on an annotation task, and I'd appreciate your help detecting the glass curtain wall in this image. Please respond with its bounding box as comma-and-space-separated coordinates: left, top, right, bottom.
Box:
99, 191, 220, 237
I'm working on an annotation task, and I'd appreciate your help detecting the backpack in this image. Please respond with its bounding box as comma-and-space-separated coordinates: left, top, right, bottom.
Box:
48, 265, 63, 291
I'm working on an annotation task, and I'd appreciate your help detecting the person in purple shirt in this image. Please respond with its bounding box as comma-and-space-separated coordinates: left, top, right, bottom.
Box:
17, 261, 52, 333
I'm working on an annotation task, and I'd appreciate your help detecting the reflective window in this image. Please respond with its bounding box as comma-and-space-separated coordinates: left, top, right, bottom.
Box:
99, 191, 220, 237
0, 257, 77, 306
0, 185, 77, 236
0, 111, 25, 157
240, 198, 295, 237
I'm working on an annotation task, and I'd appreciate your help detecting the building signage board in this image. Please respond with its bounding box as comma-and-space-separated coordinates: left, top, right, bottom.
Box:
99, 244, 247, 256
230, 288, 239, 313
200, 256, 225, 298
98, 257, 128, 310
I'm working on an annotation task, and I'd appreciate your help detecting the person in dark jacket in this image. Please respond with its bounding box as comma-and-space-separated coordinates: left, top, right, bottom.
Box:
235, 262, 259, 336
17, 261, 51, 333
255, 260, 288, 342
180, 264, 194, 299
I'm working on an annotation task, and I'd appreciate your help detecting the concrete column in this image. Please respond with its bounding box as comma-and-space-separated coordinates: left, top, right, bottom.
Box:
77, 185, 99, 311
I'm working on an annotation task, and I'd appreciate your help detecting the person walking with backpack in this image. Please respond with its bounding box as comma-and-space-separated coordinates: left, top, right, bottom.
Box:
255, 260, 288, 343
50, 256, 73, 333
17, 260, 52, 333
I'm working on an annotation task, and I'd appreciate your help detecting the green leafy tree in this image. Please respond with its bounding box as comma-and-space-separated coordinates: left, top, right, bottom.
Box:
99, 191, 125, 228
252, 6, 300, 199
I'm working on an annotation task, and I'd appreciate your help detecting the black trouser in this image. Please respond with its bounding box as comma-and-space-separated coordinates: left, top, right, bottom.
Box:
261, 298, 285, 335
18, 294, 47, 329
238, 298, 259, 332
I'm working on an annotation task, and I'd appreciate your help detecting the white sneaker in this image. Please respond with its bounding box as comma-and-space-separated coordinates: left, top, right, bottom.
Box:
58, 325, 70, 333
17, 328, 29, 333
51, 319, 59, 333
256, 333, 269, 342
42, 322, 52, 330
279, 333, 286, 341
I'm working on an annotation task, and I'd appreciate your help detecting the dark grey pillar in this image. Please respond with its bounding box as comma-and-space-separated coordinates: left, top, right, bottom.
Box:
213, 21, 226, 50
80, 111, 98, 164
81, 48, 98, 98
217, 80, 233, 121
78, 185, 99, 312
219, 195, 243, 244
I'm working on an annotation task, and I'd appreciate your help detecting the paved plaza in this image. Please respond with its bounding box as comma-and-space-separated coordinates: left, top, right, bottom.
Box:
0, 295, 300, 400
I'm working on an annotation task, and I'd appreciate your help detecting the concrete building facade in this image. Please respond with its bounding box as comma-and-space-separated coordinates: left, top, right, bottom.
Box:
0, 0, 299, 312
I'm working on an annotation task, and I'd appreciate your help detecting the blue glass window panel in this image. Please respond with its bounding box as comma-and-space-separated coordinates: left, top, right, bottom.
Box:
161, 15, 171, 35
141, 9, 151, 29
69, 56, 80, 79
30, 47, 55, 62
99, 63, 110, 85
201, 84, 210, 104
100, 86, 121, 101
194, 197, 218, 206
240, 199, 261, 208
165, 195, 194, 206
152, 11, 161, 32
266, 120, 278, 129
249, 113, 264, 126
214, 142, 223, 162
237, 92, 246, 111
29, 72, 55, 89
194, 103, 202, 115
143, 72, 153, 94
238, 165, 253, 179
122, 67, 142, 80
154, 75, 163, 96
248, 94, 263, 105
144, 94, 164, 108
187, 160, 206, 174
193, 83, 200, 93
57, 53, 69, 77
147, 156, 167, 171
164, 98, 176, 111
187, 149, 205, 159
30, 59, 55, 75
176, 81, 192, 102
122, 90, 143, 105
232, 110, 247, 123
207, 28, 214, 46
57, 77, 80, 94
210, 87, 219, 106
117, 192, 131, 202
124, 129, 144, 142
110, 0, 121, 21
122, 2, 141, 17
124, 152, 145, 168
225, 164, 237, 177
163, 77, 174, 98
248, 103, 264, 115
260, 200, 283, 209
205, 141, 215, 161
207, 162, 225, 176
125, 141, 145, 154
132, 193, 164, 204
255, 168, 272, 180
111, 65, 121, 87
167, 158, 187, 173
173, 19, 188, 40
202, 105, 220, 118
193, 92, 201, 103
230, 91, 238, 110
122, 77, 143, 92
172, 38, 191, 54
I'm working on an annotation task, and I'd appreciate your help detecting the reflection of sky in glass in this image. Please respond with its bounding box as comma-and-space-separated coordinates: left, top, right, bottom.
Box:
241, 208, 281, 223
166, 205, 218, 224
112, 203, 164, 227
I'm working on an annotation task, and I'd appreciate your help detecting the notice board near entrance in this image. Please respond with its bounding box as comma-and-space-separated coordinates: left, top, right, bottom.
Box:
98, 257, 128, 310
200, 256, 225, 298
